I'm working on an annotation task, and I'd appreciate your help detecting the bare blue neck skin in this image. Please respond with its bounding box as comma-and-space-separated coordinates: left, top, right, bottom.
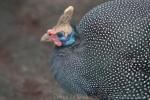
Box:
57, 30, 76, 46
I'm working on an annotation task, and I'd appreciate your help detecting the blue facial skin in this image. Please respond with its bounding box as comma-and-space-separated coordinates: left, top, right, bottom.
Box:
57, 31, 76, 46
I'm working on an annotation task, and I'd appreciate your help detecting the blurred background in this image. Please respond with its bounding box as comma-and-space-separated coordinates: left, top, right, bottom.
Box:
0, 0, 110, 100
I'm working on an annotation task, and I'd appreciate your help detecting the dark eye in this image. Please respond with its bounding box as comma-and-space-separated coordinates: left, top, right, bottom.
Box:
57, 32, 65, 37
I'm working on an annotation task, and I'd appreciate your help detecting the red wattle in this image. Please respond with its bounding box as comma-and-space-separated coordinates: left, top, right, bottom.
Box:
49, 34, 62, 46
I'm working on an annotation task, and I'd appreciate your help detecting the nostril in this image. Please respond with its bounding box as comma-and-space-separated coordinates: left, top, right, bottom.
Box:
48, 33, 51, 36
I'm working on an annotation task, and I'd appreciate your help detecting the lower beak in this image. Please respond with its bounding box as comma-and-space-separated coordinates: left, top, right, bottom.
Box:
40, 33, 49, 42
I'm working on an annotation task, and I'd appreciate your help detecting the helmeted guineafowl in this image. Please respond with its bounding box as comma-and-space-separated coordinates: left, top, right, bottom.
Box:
41, 0, 150, 99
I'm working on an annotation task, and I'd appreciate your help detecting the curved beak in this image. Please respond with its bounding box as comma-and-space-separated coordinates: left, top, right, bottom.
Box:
40, 33, 49, 42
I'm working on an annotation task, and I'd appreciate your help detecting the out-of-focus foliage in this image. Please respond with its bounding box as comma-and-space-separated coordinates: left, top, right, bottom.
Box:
0, 0, 111, 100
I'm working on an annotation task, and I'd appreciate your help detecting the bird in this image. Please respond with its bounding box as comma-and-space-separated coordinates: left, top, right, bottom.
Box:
41, 0, 150, 99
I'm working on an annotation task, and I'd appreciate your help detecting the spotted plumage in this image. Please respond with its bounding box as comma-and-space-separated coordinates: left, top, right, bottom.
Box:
42, 0, 150, 99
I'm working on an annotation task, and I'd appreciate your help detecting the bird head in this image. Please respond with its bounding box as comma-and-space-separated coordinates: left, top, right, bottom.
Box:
41, 6, 75, 47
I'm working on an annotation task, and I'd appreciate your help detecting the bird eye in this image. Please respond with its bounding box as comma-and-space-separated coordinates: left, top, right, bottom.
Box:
57, 31, 65, 37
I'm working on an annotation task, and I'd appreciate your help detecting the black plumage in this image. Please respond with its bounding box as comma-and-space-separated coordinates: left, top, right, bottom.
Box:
42, 0, 150, 99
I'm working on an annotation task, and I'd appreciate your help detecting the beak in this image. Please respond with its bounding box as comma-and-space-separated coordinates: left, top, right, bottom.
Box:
40, 33, 50, 42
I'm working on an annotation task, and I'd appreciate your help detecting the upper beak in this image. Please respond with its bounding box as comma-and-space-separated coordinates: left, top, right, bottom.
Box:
40, 33, 50, 42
